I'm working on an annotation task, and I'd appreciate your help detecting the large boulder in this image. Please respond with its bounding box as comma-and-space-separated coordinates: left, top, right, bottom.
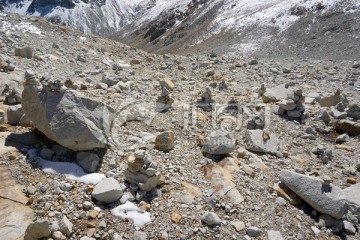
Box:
279, 170, 347, 219
245, 130, 280, 155
202, 130, 235, 155
92, 178, 123, 203
22, 78, 115, 151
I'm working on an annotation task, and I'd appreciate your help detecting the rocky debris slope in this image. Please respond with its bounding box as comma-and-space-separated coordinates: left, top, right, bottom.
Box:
1, 11, 360, 240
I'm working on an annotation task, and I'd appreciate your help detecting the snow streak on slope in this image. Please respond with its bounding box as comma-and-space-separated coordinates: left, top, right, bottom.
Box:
192, 0, 360, 54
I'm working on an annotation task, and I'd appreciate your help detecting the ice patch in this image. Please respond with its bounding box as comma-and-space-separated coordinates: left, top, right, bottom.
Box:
27, 149, 105, 185
111, 201, 151, 227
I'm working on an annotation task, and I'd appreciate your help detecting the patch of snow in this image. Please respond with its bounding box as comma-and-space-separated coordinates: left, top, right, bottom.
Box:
111, 201, 151, 227
0, 21, 42, 35
27, 149, 105, 185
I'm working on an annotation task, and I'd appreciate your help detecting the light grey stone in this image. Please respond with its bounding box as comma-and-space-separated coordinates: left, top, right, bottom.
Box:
6, 104, 23, 125
133, 231, 147, 240
59, 216, 73, 237
22, 80, 115, 151
245, 130, 280, 155
265, 230, 283, 240
280, 170, 347, 219
92, 177, 123, 203
202, 130, 235, 155
343, 221, 356, 234
201, 212, 221, 225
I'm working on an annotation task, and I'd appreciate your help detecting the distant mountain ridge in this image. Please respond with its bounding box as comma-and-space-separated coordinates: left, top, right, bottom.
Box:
1, 0, 360, 59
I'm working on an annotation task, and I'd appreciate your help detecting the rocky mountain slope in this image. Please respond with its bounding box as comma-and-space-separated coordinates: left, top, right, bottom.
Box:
1, 0, 360, 59
1, 10, 360, 240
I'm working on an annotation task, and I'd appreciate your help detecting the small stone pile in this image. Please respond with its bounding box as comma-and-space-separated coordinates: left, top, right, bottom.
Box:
312, 144, 333, 164
155, 86, 174, 112
44, 80, 67, 93
197, 87, 214, 112
3, 86, 22, 104
277, 89, 305, 119
124, 150, 162, 192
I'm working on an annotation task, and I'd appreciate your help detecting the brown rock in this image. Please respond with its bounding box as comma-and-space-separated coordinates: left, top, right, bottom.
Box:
155, 131, 174, 151
171, 213, 182, 224
128, 153, 144, 172
160, 76, 175, 90
335, 120, 360, 136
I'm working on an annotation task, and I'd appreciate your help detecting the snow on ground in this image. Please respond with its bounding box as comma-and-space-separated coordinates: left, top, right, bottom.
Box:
0, 19, 42, 35
111, 201, 152, 227
27, 149, 106, 185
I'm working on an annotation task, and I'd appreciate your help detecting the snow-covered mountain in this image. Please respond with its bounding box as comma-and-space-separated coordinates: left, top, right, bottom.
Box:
1, 0, 360, 58
0, 0, 191, 35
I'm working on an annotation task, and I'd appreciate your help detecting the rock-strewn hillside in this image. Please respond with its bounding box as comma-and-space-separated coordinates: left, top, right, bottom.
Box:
1, 11, 360, 240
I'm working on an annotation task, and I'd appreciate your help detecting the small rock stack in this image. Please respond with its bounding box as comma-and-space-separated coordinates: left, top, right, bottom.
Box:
44, 80, 67, 93
155, 87, 174, 112
197, 87, 214, 112
277, 89, 305, 119
4, 86, 22, 104
124, 150, 162, 192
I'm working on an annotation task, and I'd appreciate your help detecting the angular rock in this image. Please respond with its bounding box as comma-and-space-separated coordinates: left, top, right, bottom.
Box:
155, 131, 174, 151
92, 177, 123, 203
24, 221, 51, 240
347, 104, 360, 120
262, 84, 292, 103
15, 47, 33, 58
343, 183, 360, 221
245, 130, 280, 155
279, 170, 347, 219
59, 215, 73, 237
202, 163, 244, 205
202, 130, 235, 155
318, 214, 343, 233
6, 104, 23, 125
201, 212, 221, 226
315, 109, 331, 123
231, 221, 245, 232
76, 152, 100, 173
134, 231, 147, 240
159, 76, 174, 90
22, 78, 115, 151
320, 89, 341, 107
265, 230, 284, 240
124, 171, 161, 191
247, 227, 262, 237
335, 120, 360, 136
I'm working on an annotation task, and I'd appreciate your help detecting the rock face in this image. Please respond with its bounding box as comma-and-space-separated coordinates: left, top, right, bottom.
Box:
92, 178, 123, 203
24, 221, 51, 240
279, 170, 347, 219
202, 131, 235, 155
22, 75, 115, 151
245, 130, 280, 155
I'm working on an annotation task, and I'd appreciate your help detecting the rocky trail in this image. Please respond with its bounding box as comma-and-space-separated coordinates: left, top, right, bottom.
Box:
1, 11, 360, 240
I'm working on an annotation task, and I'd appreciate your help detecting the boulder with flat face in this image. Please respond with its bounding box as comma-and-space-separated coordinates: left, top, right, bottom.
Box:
22, 76, 115, 151
279, 170, 347, 219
